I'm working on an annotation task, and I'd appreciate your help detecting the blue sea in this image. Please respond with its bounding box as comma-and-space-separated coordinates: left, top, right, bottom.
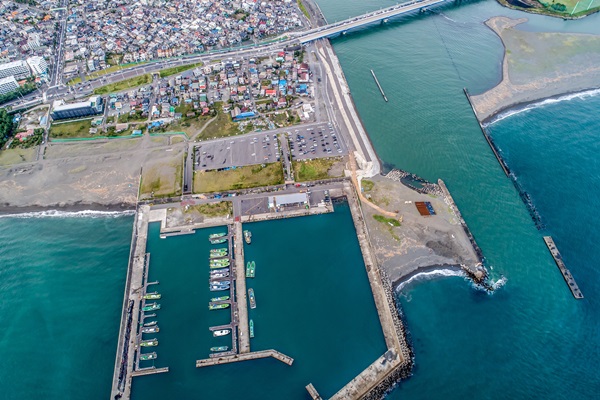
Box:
1, 0, 600, 398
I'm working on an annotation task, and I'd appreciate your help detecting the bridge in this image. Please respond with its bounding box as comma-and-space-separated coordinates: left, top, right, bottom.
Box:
296, 0, 449, 43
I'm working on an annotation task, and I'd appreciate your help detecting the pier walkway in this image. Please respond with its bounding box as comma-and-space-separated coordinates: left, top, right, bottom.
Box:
234, 221, 251, 353
196, 349, 293, 368
131, 367, 169, 377
543, 236, 583, 299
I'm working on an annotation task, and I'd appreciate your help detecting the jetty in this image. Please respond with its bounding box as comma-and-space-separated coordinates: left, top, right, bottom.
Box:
234, 221, 251, 353
196, 349, 293, 368
543, 236, 583, 299
131, 367, 169, 377
371, 69, 388, 102
463, 88, 510, 177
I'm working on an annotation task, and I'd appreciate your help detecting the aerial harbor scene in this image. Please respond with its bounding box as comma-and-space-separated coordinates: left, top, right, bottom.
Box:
1, 0, 599, 399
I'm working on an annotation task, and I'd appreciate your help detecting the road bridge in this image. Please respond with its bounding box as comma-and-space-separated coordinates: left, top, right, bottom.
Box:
297, 0, 448, 43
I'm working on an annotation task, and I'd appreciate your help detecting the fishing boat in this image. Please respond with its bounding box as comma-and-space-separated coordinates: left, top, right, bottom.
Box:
244, 230, 252, 244
142, 303, 161, 312
210, 267, 230, 274
209, 253, 228, 259
141, 326, 160, 334
143, 320, 157, 327
210, 279, 230, 285
213, 329, 231, 337
140, 339, 158, 347
209, 233, 227, 239
248, 288, 256, 309
210, 248, 227, 253
143, 292, 161, 300
249, 319, 255, 338
210, 346, 228, 352
209, 303, 230, 310
210, 259, 230, 266
210, 285, 230, 292
210, 238, 228, 244
211, 272, 229, 278
211, 295, 230, 302
139, 352, 157, 361
246, 261, 255, 278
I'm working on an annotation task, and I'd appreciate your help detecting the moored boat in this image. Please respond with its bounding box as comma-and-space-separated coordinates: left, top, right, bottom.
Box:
213, 329, 231, 337
249, 319, 254, 338
143, 292, 161, 300
210, 238, 228, 244
211, 272, 229, 278
211, 295, 230, 302
143, 320, 157, 327
248, 288, 256, 309
142, 303, 161, 312
209, 233, 226, 239
141, 326, 160, 334
244, 230, 252, 244
210, 279, 230, 285
246, 261, 255, 278
210, 285, 230, 292
139, 352, 157, 361
209, 253, 228, 259
140, 339, 158, 347
210, 346, 228, 352
209, 303, 230, 310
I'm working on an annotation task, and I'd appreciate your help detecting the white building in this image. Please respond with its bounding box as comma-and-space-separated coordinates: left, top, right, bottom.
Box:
26, 56, 48, 76
0, 76, 19, 95
0, 60, 30, 80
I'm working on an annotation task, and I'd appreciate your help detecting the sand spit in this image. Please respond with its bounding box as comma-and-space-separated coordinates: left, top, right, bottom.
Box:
471, 16, 600, 122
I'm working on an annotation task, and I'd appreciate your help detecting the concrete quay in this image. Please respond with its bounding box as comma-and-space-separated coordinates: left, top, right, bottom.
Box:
111, 205, 151, 400
543, 236, 583, 299
305, 383, 323, 400
234, 221, 251, 354
196, 349, 294, 368
131, 367, 169, 377
240, 203, 333, 223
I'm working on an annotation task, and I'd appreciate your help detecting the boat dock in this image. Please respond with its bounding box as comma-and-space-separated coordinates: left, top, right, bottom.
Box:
370, 69, 388, 102
196, 349, 294, 368
234, 221, 251, 353
209, 324, 233, 332
131, 367, 169, 377
159, 228, 196, 238
305, 383, 323, 400
543, 236, 583, 299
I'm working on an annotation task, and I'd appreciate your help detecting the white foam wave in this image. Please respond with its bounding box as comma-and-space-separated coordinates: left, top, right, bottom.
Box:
396, 268, 465, 291
485, 88, 600, 126
491, 276, 508, 290
0, 209, 135, 219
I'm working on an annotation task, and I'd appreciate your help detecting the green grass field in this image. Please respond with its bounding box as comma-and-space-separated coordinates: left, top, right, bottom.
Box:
293, 157, 342, 182
94, 74, 152, 95
197, 103, 240, 139
159, 62, 203, 78
194, 163, 284, 193
50, 119, 93, 138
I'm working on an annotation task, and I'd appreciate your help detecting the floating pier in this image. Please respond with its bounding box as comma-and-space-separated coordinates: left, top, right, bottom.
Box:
371, 69, 388, 102
196, 349, 294, 368
543, 236, 583, 299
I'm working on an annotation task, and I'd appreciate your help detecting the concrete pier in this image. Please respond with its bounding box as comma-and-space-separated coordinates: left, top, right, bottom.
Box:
543, 236, 583, 299
370, 69, 388, 102
111, 205, 151, 400
234, 221, 251, 353
196, 349, 293, 368
305, 383, 323, 400
131, 367, 169, 377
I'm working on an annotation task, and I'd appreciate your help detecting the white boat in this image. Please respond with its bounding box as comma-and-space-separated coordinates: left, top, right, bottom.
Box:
213, 329, 231, 337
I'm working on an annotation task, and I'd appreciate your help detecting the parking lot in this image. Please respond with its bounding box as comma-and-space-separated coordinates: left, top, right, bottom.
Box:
287, 123, 348, 161
194, 132, 282, 171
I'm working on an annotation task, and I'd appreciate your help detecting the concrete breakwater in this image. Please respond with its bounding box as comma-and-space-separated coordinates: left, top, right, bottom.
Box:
465, 88, 545, 230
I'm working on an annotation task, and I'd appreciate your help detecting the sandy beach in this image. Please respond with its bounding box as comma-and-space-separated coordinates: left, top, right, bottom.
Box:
471, 16, 600, 122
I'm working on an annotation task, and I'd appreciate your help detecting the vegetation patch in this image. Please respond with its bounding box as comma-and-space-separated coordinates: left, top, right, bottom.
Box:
140, 160, 182, 199
297, 0, 310, 19
50, 119, 93, 138
159, 62, 203, 78
0, 147, 36, 165
185, 201, 233, 217
362, 179, 374, 192
194, 162, 284, 193
293, 157, 342, 182
10, 128, 44, 149
94, 74, 152, 95
197, 102, 240, 139
373, 214, 401, 226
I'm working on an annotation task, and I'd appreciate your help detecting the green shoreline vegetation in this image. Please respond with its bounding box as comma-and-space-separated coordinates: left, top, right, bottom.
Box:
49, 119, 93, 139
194, 163, 284, 193
297, 0, 310, 19
497, 0, 600, 18
293, 157, 342, 182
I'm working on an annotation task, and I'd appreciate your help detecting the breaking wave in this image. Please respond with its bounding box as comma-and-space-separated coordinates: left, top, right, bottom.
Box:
396, 268, 465, 292
0, 210, 135, 219
485, 88, 600, 126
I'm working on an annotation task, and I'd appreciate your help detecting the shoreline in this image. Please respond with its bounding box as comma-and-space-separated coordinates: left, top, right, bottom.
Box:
470, 16, 600, 122
0, 201, 135, 215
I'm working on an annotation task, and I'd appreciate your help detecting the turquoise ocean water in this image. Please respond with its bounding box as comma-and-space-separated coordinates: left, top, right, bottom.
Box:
2, 0, 600, 398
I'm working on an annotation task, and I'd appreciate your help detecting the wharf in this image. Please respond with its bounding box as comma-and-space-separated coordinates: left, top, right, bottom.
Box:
131, 367, 169, 377
160, 228, 195, 238
543, 236, 583, 299
305, 383, 323, 400
209, 324, 233, 331
196, 349, 294, 368
234, 221, 251, 353
370, 69, 388, 102
110, 205, 151, 400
